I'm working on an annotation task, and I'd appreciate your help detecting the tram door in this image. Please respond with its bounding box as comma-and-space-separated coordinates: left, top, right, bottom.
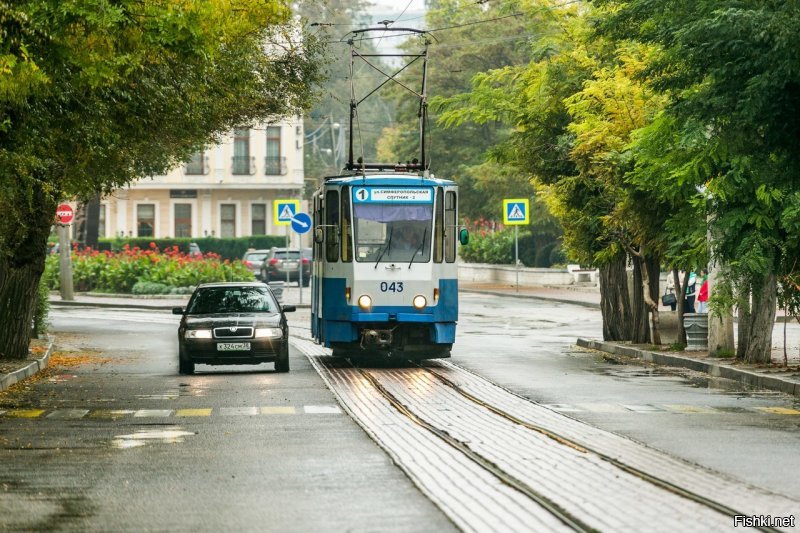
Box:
311, 191, 322, 340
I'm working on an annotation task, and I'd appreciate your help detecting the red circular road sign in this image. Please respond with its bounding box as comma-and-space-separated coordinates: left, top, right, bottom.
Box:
56, 203, 74, 224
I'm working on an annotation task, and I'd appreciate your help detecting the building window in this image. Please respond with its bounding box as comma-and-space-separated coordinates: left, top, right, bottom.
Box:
265, 126, 283, 175
174, 203, 192, 238
137, 204, 155, 237
98, 204, 106, 238
185, 151, 206, 175
220, 204, 236, 238
232, 128, 252, 175
251, 203, 266, 235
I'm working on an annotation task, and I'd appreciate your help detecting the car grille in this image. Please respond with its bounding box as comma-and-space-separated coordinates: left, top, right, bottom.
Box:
213, 327, 254, 339
187, 345, 280, 358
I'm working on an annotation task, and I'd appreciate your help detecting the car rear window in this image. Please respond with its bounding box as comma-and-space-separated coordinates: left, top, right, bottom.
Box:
274, 251, 301, 260
245, 253, 268, 262
187, 287, 278, 314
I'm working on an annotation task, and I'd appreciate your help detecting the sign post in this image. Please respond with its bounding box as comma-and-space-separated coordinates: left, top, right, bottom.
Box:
502, 198, 530, 293
290, 212, 312, 305
55, 204, 75, 301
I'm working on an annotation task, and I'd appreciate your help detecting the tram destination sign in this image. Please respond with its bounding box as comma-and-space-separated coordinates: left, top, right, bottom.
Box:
353, 187, 432, 204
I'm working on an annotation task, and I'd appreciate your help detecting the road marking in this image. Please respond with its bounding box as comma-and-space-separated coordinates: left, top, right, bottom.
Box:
87, 409, 135, 419
175, 408, 212, 417
661, 404, 716, 414
623, 404, 665, 413
46, 409, 89, 420
134, 409, 173, 418
756, 407, 800, 415
304, 405, 342, 414
575, 403, 630, 413
5, 409, 46, 418
260, 406, 296, 414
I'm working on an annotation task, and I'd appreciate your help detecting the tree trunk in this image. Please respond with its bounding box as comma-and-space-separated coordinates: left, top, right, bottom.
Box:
643, 254, 661, 345
599, 253, 631, 341
743, 272, 777, 364
0, 186, 55, 360
736, 285, 751, 360
631, 256, 650, 343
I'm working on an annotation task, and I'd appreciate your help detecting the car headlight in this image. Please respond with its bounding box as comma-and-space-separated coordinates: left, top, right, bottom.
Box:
185, 329, 212, 339
255, 328, 282, 338
412, 295, 427, 309
358, 294, 372, 310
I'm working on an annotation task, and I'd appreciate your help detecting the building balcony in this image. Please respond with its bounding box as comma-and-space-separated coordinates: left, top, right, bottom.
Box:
232, 155, 256, 175
265, 156, 288, 176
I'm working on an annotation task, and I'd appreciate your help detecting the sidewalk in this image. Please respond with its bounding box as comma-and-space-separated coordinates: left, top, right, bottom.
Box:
2, 283, 799, 397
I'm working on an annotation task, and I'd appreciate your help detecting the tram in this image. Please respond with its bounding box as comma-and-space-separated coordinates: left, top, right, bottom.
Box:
309, 27, 467, 359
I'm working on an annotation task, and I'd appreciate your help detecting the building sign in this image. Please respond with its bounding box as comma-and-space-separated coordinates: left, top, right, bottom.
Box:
170, 189, 198, 198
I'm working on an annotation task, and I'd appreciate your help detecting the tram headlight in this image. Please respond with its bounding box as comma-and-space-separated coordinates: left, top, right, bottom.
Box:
412, 294, 427, 309
358, 294, 372, 310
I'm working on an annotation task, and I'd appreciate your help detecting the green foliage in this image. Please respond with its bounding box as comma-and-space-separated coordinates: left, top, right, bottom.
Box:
103, 236, 286, 261
459, 230, 514, 265
45, 245, 254, 294
33, 276, 50, 337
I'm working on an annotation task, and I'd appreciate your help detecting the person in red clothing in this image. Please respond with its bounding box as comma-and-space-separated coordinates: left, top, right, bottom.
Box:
696, 268, 709, 313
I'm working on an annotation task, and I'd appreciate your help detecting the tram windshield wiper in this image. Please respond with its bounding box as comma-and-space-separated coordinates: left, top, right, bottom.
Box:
408, 228, 428, 269
374, 226, 393, 268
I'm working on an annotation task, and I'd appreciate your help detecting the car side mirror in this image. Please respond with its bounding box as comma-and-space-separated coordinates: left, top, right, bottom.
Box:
459, 228, 469, 246
314, 227, 324, 244
172, 307, 184, 315
282, 305, 296, 313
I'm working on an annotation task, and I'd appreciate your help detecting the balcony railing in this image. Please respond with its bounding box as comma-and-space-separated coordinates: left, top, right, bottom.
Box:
265, 156, 288, 176
184, 154, 209, 175
232, 155, 256, 175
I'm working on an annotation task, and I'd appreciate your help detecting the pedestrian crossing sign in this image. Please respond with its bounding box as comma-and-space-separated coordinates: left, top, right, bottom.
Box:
273, 199, 300, 226
503, 198, 529, 225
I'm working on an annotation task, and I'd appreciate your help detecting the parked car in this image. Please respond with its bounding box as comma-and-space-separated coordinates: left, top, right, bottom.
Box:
242, 249, 270, 280
260, 247, 312, 286
173, 282, 296, 374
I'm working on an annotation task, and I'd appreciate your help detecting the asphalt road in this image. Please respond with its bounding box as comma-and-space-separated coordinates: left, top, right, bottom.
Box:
1, 294, 799, 530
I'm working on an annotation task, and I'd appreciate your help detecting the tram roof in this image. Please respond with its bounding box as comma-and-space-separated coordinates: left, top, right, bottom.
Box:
322, 173, 457, 187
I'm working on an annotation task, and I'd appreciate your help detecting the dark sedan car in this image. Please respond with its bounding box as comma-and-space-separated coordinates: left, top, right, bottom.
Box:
260, 247, 312, 286
173, 282, 295, 374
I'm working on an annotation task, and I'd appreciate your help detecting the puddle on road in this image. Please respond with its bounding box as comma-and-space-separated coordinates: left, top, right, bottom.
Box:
111, 427, 196, 449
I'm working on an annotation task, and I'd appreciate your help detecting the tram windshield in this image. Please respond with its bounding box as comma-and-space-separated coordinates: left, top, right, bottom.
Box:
353, 203, 432, 263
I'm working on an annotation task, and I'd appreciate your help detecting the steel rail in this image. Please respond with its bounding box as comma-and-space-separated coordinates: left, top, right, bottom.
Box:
356, 367, 595, 533
422, 366, 782, 533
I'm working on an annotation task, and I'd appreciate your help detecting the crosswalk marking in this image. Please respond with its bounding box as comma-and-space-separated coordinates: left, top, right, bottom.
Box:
3, 403, 797, 419
176, 408, 212, 417
260, 406, 295, 414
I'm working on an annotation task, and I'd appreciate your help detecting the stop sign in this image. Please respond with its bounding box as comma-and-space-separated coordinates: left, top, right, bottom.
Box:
56, 203, 74, 224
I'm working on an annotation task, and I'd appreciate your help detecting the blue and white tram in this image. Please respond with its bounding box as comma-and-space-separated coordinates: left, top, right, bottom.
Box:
310, 173, 467, 359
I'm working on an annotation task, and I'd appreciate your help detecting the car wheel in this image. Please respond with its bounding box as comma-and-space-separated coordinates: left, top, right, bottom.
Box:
178, 348, 195, 375
275, 346, 290, 373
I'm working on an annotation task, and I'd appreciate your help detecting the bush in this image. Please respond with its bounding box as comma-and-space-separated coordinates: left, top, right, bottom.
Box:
549, 244, 567, 267
33, 276, 50, 337
46, 244, 255, 294
517, 233, 537, 267
535, 242, 557, 267
102, 236, 286, 261
459, 230, 514, 264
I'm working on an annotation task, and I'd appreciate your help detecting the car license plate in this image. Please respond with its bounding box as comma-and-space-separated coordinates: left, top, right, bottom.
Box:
284, 261, 298, 269
217, 342, 250, 351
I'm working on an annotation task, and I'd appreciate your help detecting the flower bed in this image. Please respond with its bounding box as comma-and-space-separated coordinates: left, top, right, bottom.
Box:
44, 243, 254, 294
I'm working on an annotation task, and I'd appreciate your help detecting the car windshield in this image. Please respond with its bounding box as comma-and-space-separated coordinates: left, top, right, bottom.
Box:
186, 286, 278, 314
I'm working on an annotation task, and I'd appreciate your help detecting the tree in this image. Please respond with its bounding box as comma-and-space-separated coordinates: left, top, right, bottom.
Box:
0, 1, 322, 359
599, 0, 800, 362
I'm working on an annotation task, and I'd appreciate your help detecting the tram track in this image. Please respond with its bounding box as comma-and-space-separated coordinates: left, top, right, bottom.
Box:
292, 338, 797, 532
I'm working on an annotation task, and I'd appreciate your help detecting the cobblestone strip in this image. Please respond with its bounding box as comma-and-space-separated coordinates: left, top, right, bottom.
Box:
373, 368, 730, 532
292, 338, 571, 533
430, 361, 799, 519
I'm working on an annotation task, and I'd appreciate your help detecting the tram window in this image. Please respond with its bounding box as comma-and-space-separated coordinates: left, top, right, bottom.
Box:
434, 188, 444, 263
313, 194, 321, 260
326, 190, 339, 262
341, 186, 352, 262
445, 191, 456, 263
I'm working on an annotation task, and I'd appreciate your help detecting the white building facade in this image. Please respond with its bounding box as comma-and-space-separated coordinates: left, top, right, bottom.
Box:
98, 117, 304, 239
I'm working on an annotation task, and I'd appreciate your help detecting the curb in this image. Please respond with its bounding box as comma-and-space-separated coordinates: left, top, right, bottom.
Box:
577, 338, 800, 398
0, 336, 55, 392
459, 288, 601, 309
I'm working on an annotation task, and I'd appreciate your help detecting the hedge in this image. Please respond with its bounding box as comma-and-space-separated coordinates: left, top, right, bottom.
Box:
100, 235, 286, 261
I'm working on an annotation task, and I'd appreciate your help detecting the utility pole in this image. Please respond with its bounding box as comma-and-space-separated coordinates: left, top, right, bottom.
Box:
57, 224, 74, 301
